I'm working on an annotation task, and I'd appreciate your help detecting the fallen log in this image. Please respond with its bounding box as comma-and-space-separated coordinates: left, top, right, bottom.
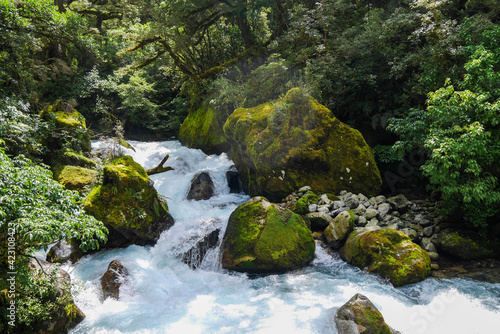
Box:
146, 154, 174, 175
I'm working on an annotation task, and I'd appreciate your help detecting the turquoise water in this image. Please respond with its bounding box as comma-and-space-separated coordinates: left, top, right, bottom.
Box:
67, 141, 500, 333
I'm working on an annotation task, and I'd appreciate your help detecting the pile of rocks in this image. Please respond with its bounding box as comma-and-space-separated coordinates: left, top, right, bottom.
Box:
281, 186, 443, 266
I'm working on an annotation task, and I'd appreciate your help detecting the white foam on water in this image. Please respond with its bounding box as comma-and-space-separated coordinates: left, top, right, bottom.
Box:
67, 140, 500, 333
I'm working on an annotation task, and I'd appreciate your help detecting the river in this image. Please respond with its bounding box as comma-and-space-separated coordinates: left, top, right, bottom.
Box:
67, 140, 500, 333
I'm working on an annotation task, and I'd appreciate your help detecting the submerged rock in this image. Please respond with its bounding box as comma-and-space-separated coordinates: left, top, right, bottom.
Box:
340, 229, 431, 286
221, 197, 315, 272
182, 229, 220, 269
187, 172, 215, 201
84, 155, 174, 247
334, 293, 397, 334
223, 88, 381, 201
101, 260, 129, 300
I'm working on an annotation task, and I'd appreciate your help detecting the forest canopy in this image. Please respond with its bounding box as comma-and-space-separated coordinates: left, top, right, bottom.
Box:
1, 0, 499, 232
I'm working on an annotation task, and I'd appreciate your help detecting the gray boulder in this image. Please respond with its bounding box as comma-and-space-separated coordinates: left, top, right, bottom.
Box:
386, 194, 412, 213
187, 172, 215, 200
323, 210, 355, 248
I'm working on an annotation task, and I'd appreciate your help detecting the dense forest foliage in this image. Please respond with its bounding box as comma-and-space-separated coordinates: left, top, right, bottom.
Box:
1, 0, 499, 330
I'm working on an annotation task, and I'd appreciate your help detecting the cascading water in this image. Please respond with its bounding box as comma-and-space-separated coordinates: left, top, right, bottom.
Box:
67, 141, 500, 334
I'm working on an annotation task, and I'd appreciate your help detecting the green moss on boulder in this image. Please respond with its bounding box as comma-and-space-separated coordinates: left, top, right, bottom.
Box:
340, 228, 431, 286
60, 151, 97, 168
221, 196, 315, 272
40, 101, 91, 153
223, 88, 381, 201
179, 104, 230, 154
84, 156, 174, 247
335, 293, 394, 334
53, 165, 97, 192
434, 229, 493, 260
294, 190, 319, 215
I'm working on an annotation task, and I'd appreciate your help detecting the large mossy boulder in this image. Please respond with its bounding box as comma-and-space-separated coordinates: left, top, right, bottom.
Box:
434, 229, 493, 260
334, 293, 396, 334
340, 228, 431, 286
223, 88, 381, 201
221, 196, 315, 272
40, 101, 91, 153
178, 104, 230, 154
84, 155, 174, 247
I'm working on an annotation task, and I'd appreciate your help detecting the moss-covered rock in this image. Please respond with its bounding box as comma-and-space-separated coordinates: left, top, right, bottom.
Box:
221, 196, 315, 273
223, 88, 381, 201
40, 101, 91, 153
324, 210, 355, 248
294, 190, 319, 215
59, 151, 97, 168
434, 229, 493, 260
340, 228, 431, 286
53, 165, 98, 192
334, 293, 395, 334
16, 259, 85, 334
84, 156, 174, 247
179, 104, 230, 154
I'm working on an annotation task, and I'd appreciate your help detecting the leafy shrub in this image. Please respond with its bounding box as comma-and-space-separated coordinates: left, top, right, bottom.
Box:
0, 97, 50, 160
388, 45, 500, 229
0, 144, 107, 329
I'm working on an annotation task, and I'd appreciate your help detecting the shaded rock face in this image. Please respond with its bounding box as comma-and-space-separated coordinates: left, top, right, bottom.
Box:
84, 156, 175, 248
46, 239, 85, 264
22, 259, 85, 334
434, 229, 493, 260
334, 293, 395, 334
305, 212, 332, 231
187, 172, 215, 201
182, 229, 220, 269
178, 104, 230, 154
226, 165, 243, 194
223, 88, 381, 202
340, 229, 431, 286
221, 197, 315, 273
101, 260, 129, 300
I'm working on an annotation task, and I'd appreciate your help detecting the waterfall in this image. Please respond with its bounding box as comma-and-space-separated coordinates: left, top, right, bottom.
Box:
67, 141, 500, 334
